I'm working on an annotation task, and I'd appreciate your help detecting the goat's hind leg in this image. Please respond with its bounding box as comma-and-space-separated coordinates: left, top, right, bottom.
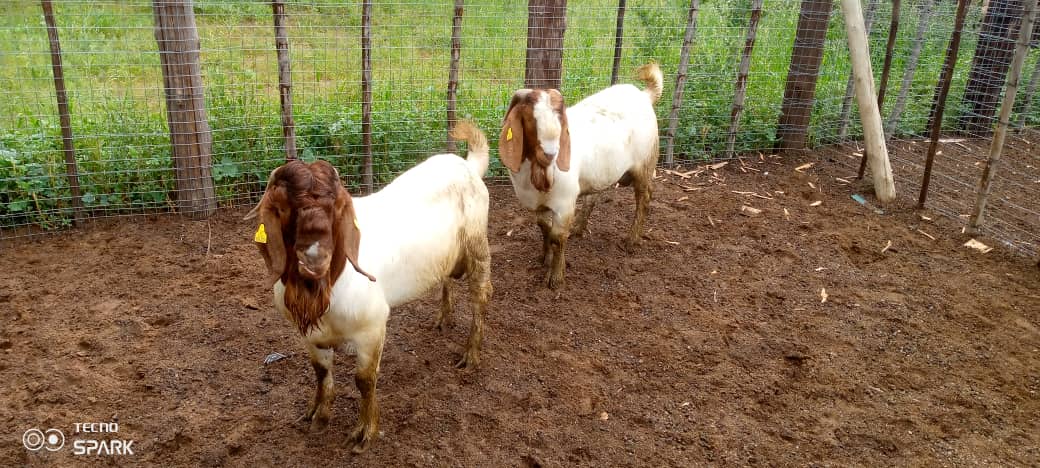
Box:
349, 325, 386, 454
625, 168, 652, 250
298, 345, 335, 432
456, 239, 492, 370
434, 282, 455, 331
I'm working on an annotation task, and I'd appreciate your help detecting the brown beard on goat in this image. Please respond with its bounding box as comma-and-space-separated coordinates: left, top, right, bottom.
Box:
283, 275, 333, 335
247, 160, 375, 336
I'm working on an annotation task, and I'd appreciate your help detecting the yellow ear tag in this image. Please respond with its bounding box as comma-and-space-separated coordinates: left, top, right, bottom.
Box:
254, 223, 268, 244
353, 217, 360, 230
506, 127, 513, 141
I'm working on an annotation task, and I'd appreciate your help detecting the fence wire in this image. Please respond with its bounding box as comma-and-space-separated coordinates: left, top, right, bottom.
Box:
1, 0, 1038, 256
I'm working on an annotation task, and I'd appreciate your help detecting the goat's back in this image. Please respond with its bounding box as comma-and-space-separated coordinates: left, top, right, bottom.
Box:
566, 84, 659, 192
349, 154, 488, 308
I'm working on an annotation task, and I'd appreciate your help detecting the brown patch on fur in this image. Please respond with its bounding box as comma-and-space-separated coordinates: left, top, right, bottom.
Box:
500, 89, 570, 192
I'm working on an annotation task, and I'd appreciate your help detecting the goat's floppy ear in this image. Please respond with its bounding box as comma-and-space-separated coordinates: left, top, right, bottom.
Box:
549, 89, 570, 172
257, 203, 287, 289
499, 97, 525, 173
333, 186, 376, 282
249, 166, 288, 289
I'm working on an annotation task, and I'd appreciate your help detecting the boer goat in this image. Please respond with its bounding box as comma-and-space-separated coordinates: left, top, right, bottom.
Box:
499, 63, 663, 288
246, 121, 492, 453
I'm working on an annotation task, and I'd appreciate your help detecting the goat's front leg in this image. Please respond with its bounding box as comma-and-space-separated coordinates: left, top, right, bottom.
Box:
349, 325, 386, 454
546, 218, 571, 290
536, 210, 553, 267
571, 193, 600, 238
299, 345, 335, 432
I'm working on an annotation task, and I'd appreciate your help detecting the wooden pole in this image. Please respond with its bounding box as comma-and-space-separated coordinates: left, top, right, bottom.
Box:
152, 0, 217, 218
776, 0, 834, 151
1014, 51, 1040, 129
664, 0, 700, 165
841, 0, 896, 203
837, 0, 879, 141
856, 0, 901, 179
969, 0, 1038, 232
446, 0, 463, 153
610, 0, 626, 85
360, 0, 373, 193
919, 0, 971, 208
876, 0, 899, 109
887, 0, 936, 137
524, 0, 567, 89
726, 0, 763, 158
41, 0, 84, 225
960, 0, 1025, 136
272, 0, 297, 161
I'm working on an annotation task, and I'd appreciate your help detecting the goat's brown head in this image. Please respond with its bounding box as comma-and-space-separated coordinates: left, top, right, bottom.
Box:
246, 160, 375, 333
499, 89, 571, 191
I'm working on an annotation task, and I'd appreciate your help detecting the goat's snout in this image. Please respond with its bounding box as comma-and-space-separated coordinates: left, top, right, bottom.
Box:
296, 241, 332, 280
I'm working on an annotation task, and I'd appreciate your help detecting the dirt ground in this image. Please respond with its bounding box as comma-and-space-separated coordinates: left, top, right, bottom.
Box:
2, 146, 1039, 467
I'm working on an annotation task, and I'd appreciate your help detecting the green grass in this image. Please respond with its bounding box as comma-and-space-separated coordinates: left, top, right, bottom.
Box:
1, 0, 1037, 229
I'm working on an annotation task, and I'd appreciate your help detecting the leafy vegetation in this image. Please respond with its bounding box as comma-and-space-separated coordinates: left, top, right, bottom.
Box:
1, 0, 1036, 229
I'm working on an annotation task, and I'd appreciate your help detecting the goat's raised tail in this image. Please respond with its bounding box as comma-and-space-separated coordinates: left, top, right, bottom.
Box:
636, 62, 663, 104
450, 120, 490, 177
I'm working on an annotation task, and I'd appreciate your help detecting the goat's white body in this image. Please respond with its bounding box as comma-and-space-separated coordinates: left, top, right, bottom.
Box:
274, 153, 489, 348
509, 82, 659, 225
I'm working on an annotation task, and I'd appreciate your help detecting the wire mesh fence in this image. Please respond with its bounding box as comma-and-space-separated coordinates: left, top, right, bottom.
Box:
1, 0, 1038, 255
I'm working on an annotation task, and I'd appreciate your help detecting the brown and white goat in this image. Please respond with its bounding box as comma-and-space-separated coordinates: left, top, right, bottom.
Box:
499, 63, 663, 288
246, 121, 492, 453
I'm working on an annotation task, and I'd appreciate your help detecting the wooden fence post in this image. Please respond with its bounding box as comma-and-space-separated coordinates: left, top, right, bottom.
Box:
610, 0, 626, 85
664, 0, 700, 165
876, 0, 900, 111
152, 0, 217, 219
887, 0, 937, 137
272, 0, 297, 161
1014, 48, 1040, 128
960, 0, 1025, 136
726, 0, 764, 157
525, 0, 567, 89
919, 0, 971, 208
856, 0, 901, 178
447, 0, 464, 153
361, 0, 374, 193
776, 0, 833, 151
41, 0, 84, 225
837, 0, 878, 141
841, 0, 896, 203
969, 0, 1038, 232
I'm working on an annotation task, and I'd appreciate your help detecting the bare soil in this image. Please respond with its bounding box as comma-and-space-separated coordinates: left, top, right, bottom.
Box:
2, 147, 1039, 467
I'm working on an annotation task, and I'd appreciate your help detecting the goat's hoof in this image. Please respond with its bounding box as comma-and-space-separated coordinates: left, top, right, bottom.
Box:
309, 415, 330, 433
295, 405, 316, 424
454, 352, 479, 370
434, 316, 453, 332
349, 424, 376, 454
623, 236, 642, 252
545, 271, 565, 289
